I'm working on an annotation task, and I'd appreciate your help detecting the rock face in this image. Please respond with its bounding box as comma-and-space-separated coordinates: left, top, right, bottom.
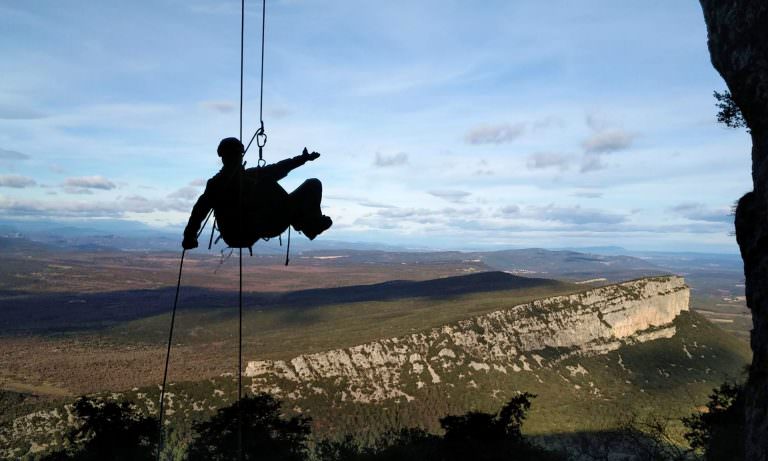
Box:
699, 2, 768, 459
246, 276, 689, 403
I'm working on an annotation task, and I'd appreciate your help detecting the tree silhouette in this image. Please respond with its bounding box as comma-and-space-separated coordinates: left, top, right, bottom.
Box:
39, 396, 157, 461
187, 393, 311, 461
683, 382, 745, 461
314, 393, 562, 461
713, 90, 747, 129
439, 393, 559, 461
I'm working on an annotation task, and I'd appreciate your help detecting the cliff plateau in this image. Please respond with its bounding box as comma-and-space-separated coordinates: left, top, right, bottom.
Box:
246, 276, 690, 403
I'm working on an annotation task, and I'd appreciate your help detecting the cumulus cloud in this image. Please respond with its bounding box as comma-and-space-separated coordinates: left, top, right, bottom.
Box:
168, 186, 201, 201
374, 208, 434, 219
374, 152, 408, 167
572, 191, 603, 199
359, 201, 395, 209
531, 204, 626, 225
429, 190, 471, 203
579, 114, 636, 173
62, 176, 116, 193
355, 207, 442, 227
0, 194, 190, 218
670, 202, 732, 223
200, 100, 235, 113
357, 206, 482, 228
326, 195, 358, 203
0, 175, 36, 188
499, 205, 520, 216
526, 152, 570, 171
465, 123, 525, 145
582, 129, 635, 154
120, 195, 190, 213
0, 148, 30, 161
189, 178, 207, 187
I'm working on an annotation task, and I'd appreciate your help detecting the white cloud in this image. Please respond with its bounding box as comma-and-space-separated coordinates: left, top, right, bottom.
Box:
499, 205, 520, 216
527, 152, 571, 171
374, 152, 408, 167
356, 206, 483, 229
359, 201, 395, 209
670, 202, 732, 223
62, 176, 117, 192
572, 191, 604, 199
465, 123, 525, 145
0, 175, 36, 188
530, 204, 626, 225
582, 129, 635, 154
168, 186, 201, 201
428, 190, 471, 203
0, 195, 190, 218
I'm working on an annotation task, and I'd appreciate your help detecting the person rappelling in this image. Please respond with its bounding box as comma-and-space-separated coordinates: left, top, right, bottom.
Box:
160, 1, 333, 458
181, 137, 332, 250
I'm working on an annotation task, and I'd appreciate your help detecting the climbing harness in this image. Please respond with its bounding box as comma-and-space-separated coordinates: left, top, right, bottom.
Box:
156, 1, 270, 459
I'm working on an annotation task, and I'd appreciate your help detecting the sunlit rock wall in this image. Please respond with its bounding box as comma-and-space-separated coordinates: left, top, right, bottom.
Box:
246, 276, 689, 402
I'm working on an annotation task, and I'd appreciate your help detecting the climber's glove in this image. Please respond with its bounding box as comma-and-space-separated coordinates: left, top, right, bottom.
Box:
182, 234, 199, 250
301, 147, 320, 161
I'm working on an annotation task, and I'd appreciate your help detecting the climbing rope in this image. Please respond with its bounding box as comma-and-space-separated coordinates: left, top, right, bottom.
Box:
155, 249, 185, 461
237, 0, 246, 457
157, 1, 268, 459
238, 246, 244, 461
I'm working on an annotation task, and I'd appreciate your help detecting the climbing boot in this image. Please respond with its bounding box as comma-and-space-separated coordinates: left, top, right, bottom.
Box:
302, 215, 332, 240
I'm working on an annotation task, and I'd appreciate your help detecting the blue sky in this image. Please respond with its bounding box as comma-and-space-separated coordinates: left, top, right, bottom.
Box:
0, 0, 752, 252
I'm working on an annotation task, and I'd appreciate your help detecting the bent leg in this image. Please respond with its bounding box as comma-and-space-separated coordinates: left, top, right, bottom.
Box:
288, 178, 331, 239
289, 178, 323, 226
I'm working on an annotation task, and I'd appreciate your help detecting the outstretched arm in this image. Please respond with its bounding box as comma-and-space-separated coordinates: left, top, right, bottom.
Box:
251, 148, 320, 181
182, 185, 213, 249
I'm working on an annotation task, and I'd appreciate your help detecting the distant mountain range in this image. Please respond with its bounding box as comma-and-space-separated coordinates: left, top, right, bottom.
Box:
0, 218, 412, 253
0, 217, 743, 258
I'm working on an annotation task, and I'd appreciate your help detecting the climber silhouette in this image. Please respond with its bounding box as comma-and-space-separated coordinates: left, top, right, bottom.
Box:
182, 137, 332, 250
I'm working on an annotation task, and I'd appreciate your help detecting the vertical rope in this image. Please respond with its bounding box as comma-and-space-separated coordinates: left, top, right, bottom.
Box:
238, 247, 244, 461
259, 0, 266, 125
240, 0, 245, 143
156, 249, 186, 461
238, 3, 246, 460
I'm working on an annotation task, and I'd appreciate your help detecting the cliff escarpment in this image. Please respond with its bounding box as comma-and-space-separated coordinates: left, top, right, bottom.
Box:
246, 276, 689, 402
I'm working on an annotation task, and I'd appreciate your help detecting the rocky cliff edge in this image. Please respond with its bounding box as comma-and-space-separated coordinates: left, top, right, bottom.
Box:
245, 276, 690, 403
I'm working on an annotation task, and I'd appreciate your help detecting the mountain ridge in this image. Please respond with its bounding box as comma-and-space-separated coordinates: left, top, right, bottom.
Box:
245, 276, 689, 403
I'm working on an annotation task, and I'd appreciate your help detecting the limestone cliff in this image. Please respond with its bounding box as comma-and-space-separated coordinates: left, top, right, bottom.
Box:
246, 276, 689, 402
699, 2, 768, 458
